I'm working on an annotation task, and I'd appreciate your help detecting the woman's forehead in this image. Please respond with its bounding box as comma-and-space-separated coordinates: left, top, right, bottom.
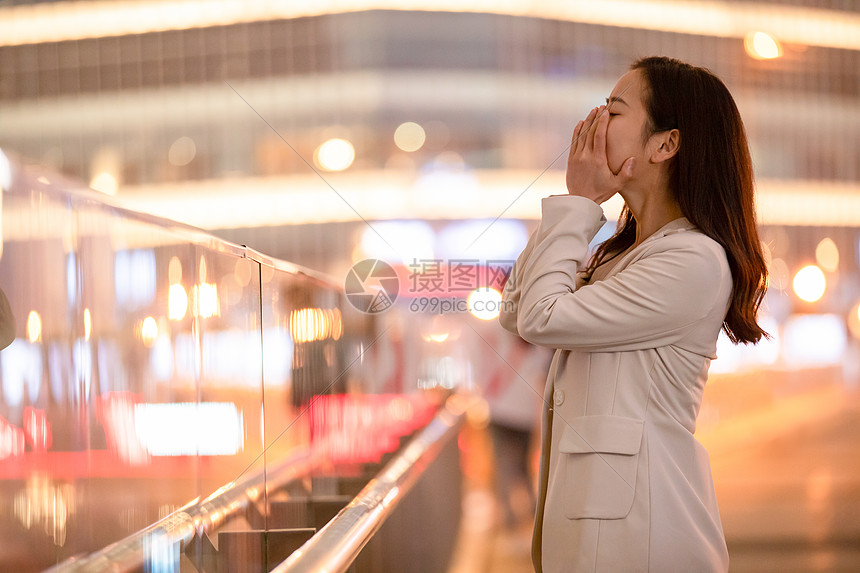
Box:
609, 70, 643, 105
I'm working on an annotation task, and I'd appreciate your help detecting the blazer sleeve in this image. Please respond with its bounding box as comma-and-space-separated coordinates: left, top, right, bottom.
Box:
515, 195, 728, 353
499, 195, 606, 337
498, 228, 539, 336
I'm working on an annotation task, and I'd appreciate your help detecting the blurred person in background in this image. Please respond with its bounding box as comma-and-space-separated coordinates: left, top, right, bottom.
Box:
500, 56, 768, 572
484, 333, 551, 529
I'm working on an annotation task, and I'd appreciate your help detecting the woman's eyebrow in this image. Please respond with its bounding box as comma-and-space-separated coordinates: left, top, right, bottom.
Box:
606, 96, 628, 107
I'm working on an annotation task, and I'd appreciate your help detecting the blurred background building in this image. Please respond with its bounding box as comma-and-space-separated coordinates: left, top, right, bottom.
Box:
3, 0, 860, 343
1, 1, 860, 571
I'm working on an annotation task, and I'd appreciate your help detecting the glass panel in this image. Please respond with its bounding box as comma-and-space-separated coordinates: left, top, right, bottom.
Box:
0, 170, 77, 570
0, 160, 270, 571
0, 153, 457, 571
195, 248, 263, 505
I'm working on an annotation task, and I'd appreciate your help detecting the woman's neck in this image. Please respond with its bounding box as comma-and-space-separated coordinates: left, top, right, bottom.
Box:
622, 187, 684, 248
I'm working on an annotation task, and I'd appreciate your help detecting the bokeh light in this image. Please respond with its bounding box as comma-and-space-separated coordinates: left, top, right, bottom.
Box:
745, 31, 783, 60
193, 283, 220, 318
815, 237, 839, 272
467, 287, 502, 321
168, 283, 188, 320
315, 138, 355, 171
394, 122, 426, 152
793, 264, 826, 303
168, 136, 196, 167
233, 258, 253, 287
140, 316, 158, 346
83, 308, 92, 341
289, 307, 343, 343
90, 172, 118, 195
26, 310, 41, 343
168, 256, 182, 285
89, 147, 120, 195
0, 148, 12, 191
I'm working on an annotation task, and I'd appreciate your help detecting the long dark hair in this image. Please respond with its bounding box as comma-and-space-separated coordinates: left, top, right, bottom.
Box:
584, 56, 768, 344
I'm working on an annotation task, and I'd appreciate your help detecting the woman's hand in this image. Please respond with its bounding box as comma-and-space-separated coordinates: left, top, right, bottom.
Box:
565, 105, 635, 203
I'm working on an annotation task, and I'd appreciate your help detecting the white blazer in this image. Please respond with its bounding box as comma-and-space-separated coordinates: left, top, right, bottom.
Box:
500, 195, 732, 573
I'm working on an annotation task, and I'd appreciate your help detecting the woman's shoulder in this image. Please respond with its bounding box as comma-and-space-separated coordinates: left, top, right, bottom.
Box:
640, 226, 731, 281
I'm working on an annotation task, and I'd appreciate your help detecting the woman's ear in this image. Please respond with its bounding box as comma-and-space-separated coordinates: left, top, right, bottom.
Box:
651, 129, 680, 163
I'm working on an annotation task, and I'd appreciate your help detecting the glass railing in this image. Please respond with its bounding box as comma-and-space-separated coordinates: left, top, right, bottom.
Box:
0, 150, 465, 572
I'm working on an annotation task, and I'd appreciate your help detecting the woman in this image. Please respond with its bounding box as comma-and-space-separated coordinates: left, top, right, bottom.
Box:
499, 56, 768, 572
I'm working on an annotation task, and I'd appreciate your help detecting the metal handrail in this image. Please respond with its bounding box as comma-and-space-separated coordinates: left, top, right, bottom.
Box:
45, 447, 322, 573
271, 394, 471, 573
45, 394, 469, 573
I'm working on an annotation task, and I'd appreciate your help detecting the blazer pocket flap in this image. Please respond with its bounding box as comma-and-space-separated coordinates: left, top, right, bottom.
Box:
558, 415, 644, 455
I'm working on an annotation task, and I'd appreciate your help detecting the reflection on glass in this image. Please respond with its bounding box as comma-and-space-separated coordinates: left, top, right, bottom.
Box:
0, 414, 26, 459
850, 303, 860, 340
309, 394, 433, 464
134, 402, 244, 456
26, 310, 41, 342
140, 316, 158, 346
2, 341, 42, 408
191, 282, 219, 318
98, 392, 150, 465
115, 249, 156, 307
168, 255, 182, 284
168, 283, 188, 320
289, 307, 343, 343
22, 407, 52, 452
83, 308, 92, 341
13, 476, 75, 547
